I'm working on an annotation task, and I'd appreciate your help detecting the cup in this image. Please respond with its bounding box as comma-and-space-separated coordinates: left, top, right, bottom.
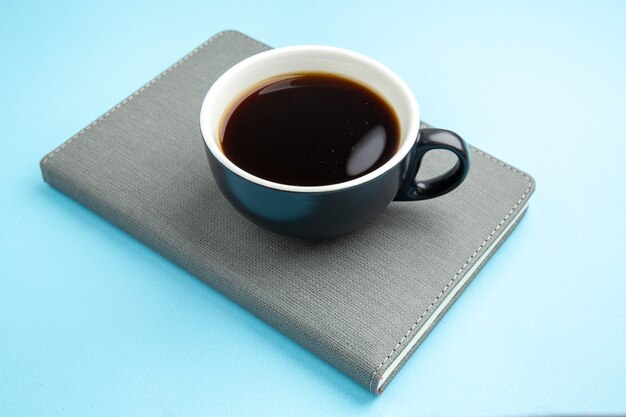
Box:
200, 46, 470, 238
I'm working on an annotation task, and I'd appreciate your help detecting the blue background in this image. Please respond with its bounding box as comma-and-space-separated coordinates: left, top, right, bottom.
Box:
1, 1, 625, 415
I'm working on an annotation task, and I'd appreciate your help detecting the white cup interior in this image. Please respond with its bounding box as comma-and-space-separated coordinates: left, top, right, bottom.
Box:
200, 45, 420, 192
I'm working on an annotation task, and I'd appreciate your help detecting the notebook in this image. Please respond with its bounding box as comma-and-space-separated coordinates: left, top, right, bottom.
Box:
40, 30, 535, 394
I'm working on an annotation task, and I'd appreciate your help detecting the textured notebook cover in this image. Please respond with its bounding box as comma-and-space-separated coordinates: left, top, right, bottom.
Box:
40, 30, 535, 394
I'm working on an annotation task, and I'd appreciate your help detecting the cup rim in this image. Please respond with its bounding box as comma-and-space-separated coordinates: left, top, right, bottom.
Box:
199, 45, 420, 193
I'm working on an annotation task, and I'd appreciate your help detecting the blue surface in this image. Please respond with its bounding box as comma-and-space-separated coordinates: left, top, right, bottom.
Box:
1, 1, 625, 415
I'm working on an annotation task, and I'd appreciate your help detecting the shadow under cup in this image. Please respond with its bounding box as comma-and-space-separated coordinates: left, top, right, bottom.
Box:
200, 46, 470, 238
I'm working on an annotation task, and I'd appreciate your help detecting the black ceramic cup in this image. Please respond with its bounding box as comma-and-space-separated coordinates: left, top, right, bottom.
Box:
200, 46, 470, 238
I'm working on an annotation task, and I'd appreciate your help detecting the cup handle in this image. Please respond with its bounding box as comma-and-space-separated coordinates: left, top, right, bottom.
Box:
394, 128, 471, 201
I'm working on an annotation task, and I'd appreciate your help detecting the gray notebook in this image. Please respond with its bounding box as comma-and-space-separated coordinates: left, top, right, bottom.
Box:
40, 30, 535, 395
